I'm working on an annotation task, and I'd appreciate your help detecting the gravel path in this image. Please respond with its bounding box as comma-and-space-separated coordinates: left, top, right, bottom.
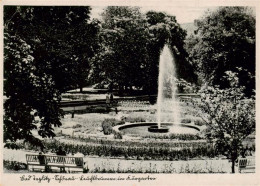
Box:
3, 148, 235, 173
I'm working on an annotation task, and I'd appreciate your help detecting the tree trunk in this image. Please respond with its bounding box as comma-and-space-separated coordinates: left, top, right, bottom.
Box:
79, 87, 83, 93
231, 150, 238, 173
109, 82, 113, 92
231, 158, 235, 173
118, 85, 123, 96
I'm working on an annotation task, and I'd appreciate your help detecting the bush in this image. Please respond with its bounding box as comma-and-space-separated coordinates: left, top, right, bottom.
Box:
101, 119, 125, 135
113, 131, 123, 139
124, 116, 145, 123
4, 160, 27, 171
72, 124, 82, 129
194, 119, 206, 126
181, 119, 192, 123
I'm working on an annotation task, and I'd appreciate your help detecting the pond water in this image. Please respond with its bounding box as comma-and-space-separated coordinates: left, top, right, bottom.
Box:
120, 124, 199, 136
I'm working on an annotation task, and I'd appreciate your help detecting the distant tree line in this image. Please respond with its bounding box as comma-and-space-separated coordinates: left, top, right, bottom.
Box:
185, 7, 255, 96
89, 6, 194, 95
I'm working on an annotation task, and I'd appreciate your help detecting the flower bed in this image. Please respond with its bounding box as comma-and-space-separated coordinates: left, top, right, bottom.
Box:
14, 139, 216, 161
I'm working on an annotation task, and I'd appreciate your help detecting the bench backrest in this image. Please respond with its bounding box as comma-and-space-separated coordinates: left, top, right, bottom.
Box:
26, 154, 39, 162
26, 154, 83, 167
238, 158, 255, 168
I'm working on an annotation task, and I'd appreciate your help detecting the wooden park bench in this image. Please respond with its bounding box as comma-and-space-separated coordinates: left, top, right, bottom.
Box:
26, 154, 84, 173
238, 158, 255, 173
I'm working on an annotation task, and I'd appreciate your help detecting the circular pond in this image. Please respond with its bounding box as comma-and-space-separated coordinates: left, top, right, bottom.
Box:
115, 122, 200, 136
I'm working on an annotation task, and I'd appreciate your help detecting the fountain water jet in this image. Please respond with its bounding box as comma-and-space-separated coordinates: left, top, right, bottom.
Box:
149, 45, 181, 132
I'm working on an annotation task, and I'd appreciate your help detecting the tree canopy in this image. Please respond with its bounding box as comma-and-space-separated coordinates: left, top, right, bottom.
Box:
4, 6, 99, 148
90, 7, 196, 95
185, 7, 255, 96
5, 6, 100, 92
90, 7, 150, 93
194, 71, 255, 173
146, 11, 197, 93
4, 33, 63, 148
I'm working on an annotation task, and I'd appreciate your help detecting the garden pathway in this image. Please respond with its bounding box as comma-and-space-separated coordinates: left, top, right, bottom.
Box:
4, 148, 236, 173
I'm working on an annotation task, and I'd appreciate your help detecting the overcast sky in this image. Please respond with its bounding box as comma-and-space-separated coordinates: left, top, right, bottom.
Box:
90, 6, 217, 24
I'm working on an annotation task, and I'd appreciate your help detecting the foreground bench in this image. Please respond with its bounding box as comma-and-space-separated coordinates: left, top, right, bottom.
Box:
238, 158, 255, 173
26, 154, 84, 173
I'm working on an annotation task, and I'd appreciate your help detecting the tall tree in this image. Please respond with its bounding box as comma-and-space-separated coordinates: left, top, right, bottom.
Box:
186, 7, 255, 96
90, 6, 149, 94
4, 6, 99, 92
194, 71, 255, 173
4, 33, 63, 148
145, 11, 197, 94
4, 6, 98, 148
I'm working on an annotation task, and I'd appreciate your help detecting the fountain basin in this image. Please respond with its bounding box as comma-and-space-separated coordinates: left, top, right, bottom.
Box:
148, 126, 169, 133
114, 122, 200, 135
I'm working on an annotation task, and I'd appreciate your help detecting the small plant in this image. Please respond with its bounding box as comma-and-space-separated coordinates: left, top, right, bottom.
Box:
4, 160, 27, 171
113, 131, 123, 139
72, 124, 82, 129
194, 119, 206, 126
181, 118, 192, 123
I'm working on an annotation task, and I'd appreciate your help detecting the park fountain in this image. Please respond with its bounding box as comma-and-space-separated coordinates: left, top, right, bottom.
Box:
116, 45, 200, 135
148, 45, 180, 133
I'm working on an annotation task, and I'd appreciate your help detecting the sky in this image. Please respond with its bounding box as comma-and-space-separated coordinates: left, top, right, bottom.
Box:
90, 6, 217, 24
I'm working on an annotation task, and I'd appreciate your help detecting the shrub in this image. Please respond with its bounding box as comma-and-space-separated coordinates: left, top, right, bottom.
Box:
113, 131, 123, 139
194, 119, 206, 126
181, 119, 192, 123
72, 124, 82, 129
124, 116, 146, 123
4, 160, 27, 171
101, 119, 124, 135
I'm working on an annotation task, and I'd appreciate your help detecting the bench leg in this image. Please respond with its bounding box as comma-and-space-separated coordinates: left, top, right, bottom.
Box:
60, 167, 66, 173
45, 165, 50, 173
